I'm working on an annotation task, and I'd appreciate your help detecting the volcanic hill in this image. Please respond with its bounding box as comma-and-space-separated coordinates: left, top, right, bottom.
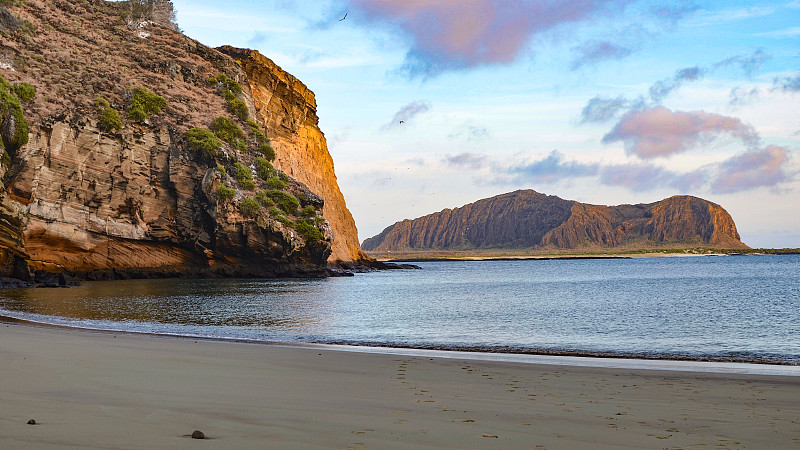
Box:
362, 190, 749, 254
0, 0, 372, 282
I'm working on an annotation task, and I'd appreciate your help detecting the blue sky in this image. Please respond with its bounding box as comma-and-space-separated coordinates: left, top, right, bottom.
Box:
170, 0, 799, 247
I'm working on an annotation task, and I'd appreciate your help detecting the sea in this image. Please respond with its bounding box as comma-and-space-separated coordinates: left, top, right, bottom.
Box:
1, 255, 798, 365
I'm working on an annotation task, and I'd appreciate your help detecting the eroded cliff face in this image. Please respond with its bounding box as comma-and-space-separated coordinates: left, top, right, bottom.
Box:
218, 46, 368, 265
2, 113, 332, 279
363, 190, 749, 252
0, 0, 356, 280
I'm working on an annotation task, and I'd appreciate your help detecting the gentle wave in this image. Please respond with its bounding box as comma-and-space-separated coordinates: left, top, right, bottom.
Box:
3, 307, 798, 366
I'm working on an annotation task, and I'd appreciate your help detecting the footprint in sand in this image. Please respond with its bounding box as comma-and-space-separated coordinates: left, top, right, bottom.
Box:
351, 429, 374, 435
482, 433, 498, 438
394, 420, 407, 425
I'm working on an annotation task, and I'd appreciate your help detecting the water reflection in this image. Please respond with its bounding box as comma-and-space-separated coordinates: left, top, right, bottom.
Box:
0, 278, 333, 331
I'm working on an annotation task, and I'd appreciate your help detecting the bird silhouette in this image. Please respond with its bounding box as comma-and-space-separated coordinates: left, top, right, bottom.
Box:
339, 13, 347, 21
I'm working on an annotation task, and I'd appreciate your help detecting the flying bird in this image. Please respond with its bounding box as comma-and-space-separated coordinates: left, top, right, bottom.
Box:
399, 120, 404, 124
339, 13, 347, 21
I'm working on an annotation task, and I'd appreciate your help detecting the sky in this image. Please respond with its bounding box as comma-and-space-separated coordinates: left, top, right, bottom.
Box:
169, 0, 800, 248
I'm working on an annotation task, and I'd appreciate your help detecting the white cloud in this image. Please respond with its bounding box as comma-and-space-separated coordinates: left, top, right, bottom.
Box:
688, 6, 775, 26
754, 26, 800, 38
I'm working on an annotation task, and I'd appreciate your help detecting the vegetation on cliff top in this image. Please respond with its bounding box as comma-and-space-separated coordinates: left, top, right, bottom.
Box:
116, 0, 177, 31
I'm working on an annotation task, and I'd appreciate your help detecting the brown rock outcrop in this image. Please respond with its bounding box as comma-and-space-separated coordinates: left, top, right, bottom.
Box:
0, 0, 371, 280
363, 190, 749, 252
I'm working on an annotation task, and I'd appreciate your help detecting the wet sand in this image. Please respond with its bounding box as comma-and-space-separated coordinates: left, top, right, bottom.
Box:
1, 322, 798, 449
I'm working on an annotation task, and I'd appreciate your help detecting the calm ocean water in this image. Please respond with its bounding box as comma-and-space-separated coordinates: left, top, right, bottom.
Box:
1, 255, 798, 364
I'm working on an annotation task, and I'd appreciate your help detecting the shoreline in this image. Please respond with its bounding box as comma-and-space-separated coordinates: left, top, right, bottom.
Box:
3, 314, 798, 374
1, 321, 799, 448
367, 249, 800, 262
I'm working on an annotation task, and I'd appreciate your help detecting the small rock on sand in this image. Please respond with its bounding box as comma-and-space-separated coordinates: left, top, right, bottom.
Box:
191, 430, 205, 439
27, 419, 36, 425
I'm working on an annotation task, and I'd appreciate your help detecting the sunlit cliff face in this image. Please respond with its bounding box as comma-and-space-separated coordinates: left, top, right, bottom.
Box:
223, 47, 369, 264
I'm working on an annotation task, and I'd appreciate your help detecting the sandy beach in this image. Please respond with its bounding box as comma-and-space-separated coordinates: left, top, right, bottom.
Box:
1, 322, 798, 449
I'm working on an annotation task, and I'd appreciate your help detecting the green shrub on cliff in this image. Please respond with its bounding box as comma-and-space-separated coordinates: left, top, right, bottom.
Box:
217, 182, 235, 202
94, 97, 110, 109
248, 123, 267, 141
128, 86, 166, 123
295, 217, 323, 242
264, 189, 299, 214
209, 73, 242, 95
239, 197, 260, 218
209, 74, 248, 121
186, 127, 222, 156
248, 123, 275, 161
257, 142, 275, 160
98, 107, 122, 132
210, 116, 244, 144
300, 205, 317, 218
0, 74, 29, 152
255, 190, 273, 207
268, 205, 294, 228
230, 137, 247, 152
94, 97, 122, 132
11, 82, 35, 103
253, 157, 276, 180
228, 98, 248, 122
264, 177, 286, 190
232, 162, 255, 190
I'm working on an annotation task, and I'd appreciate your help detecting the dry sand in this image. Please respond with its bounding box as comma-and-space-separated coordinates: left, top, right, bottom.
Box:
1, 322, 798, 449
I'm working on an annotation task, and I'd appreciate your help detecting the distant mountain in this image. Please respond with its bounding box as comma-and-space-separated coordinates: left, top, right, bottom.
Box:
362, 190, 749, 252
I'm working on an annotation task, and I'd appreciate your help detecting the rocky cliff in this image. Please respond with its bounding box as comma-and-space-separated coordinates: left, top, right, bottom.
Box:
0, 0, 369, 281
362, 190, 749, 252
217, 47, 368, 265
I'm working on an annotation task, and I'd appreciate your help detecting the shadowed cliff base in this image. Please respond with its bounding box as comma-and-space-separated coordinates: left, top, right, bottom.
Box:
363, 190, 750, 254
